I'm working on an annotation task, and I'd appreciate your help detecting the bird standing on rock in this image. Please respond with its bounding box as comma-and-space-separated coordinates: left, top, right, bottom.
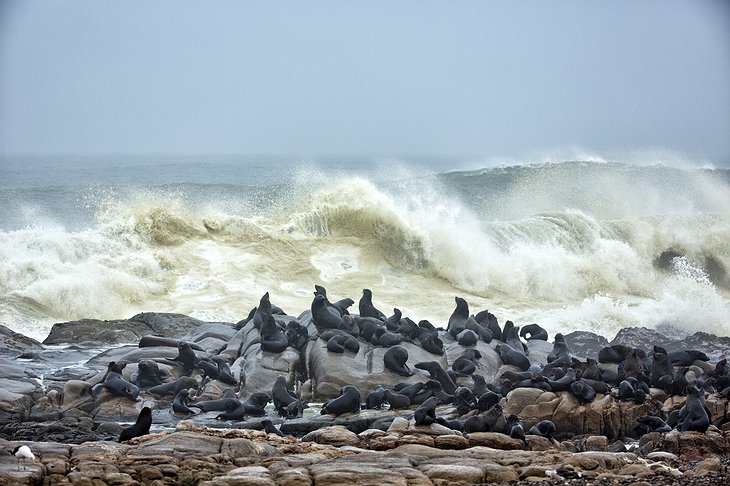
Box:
13, 445, 36, 470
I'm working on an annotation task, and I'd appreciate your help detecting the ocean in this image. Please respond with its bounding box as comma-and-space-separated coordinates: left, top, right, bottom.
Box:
1, 155, 728, 343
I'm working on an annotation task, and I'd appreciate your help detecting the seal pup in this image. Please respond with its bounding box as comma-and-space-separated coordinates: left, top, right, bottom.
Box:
261, 419, 285, 437
211, 356, 238, 386
452, 349, 482, 377
242, 392, 271, 416
285, 321, 309, 352
365, 385, 387, 409
651, 346, 675, 388
216, 398, 247, 421
359, 289, 386, 320
193, 388, 237, 412
520, 323, 548, 341
635, 414, 672, 435
476, 391, 501, 412
420, 332, 444, 356
321, 385, 361, 416
669, 350, 710, 367
413, 396, 439, 426
415, 361, 456, 394
196, 358, 220, 381
132, 359, 164, 388
456, 329, 478, 347
384, 389, 411, 409
471, 374, 488, 396
570, 379, 596, 404
355, 316, 382, 342
435, 416, 464, 432
447, 297, 469, 338
529, 420, 558, 443
13, 445, 35, 470
454, 386, 477, 415
598, 344, 633, 364
385, 308, 403, 331
384, 346, 414, 376
172, 389, 200, 415
506, 414, 526, 445
373, 328, 403, 347
119, 407, 152, 442
148, 376, 198, 398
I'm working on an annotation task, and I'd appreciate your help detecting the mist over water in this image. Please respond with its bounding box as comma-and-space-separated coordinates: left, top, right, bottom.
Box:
0, 155, 728, 342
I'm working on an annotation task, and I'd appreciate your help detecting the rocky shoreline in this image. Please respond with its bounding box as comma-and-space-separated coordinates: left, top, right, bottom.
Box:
2, 302, 730, 484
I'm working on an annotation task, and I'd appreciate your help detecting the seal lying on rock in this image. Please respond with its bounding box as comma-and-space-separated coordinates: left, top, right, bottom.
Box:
193, 388, 237, 412
148, 376, 198, 398
384, 389, 410, 409
93, 364, 140, 401
529, 420, 558, 443
119, 407, 152, 442
365, 385, 386, 409
384, 346, 414, 376
242, 392, 271, 416
321, 385, 361, 416
520, 323, 548, 341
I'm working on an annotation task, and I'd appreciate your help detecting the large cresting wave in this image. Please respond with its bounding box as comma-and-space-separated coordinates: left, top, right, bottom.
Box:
0, 160, 728, 341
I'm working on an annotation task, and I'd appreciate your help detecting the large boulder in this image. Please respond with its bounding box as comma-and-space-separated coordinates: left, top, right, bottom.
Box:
43, 313, 207, 346
0, 324, 44, 357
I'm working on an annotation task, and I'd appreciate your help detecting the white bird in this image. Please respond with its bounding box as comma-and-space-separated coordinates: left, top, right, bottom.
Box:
12, 445, 36, 470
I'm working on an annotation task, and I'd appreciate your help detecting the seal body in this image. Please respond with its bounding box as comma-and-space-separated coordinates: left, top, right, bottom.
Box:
321, 385, 361, 416
119, 407, 152, 442
384, 346, 414, 376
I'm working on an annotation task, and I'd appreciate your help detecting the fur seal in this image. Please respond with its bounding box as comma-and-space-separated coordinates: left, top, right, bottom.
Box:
635, 414, 672, 435
495, 343, 530, 371
93, 368, 140, 401
148, 376, 198, 398
321, 385, 361, 416
210, 356, 237, 386
260, 313, 289, 353
311, 293, 344, 330
285, 321, 309, 351
474, 310, 502, 342
413, 396, 439, 426
676, 385, 710, 432
196, 358, 220, 381
261, 419, 285, 437
546, 368, 577, 392
435, 416, 464, 432
252, 292, 273, 329
384, 346, 414, 376
119, 406, 152, 442
529, 420, 558, 443
326, 333, 360, 354
395, 317, 419, 341
132, 359, 164, 388
170, 341, 198, 374
272, 375, 304, 418
385, 308, 403, 331
373, 328, 403, 347
447, 297, 469, 338
420, 333, 444, 355
506, 414, 526, 444
193, 388, 237, 412
242, 392, 272, 416
669, 350, 710, 366
359, 289, 386, 321
365, 385, 387, 409
172, 389, 199, 415
216, 398, 246, 421
570, 379, 596, 404
476, 391, 501, 412
454, 386, 477, 415
355, 316, 382, 342
384, 389, 411, 409
456, 329, 478, 347
598, 344, 632, 364
519, 323, 548, 341
651, 346, 675, 388
546, 333, 571, 367
452, 349, 482, 376
415, 361, 456, 394
503, 321, 528, 354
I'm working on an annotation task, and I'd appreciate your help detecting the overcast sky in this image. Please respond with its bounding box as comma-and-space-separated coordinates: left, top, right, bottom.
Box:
1, 0, 728, 164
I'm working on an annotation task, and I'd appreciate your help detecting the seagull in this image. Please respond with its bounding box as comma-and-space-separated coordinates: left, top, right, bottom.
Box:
12, 445, 36, 470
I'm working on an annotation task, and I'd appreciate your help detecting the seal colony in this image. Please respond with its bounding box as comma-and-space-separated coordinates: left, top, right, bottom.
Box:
2, 285, 730, 472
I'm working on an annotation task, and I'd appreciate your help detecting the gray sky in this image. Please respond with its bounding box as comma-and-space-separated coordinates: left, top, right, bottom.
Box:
1, 0, 729, 164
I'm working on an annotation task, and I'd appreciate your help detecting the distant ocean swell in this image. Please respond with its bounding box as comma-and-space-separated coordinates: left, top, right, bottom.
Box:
0, 161, 728, 341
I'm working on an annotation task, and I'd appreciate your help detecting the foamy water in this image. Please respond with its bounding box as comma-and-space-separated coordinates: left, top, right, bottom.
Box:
0, 156, 728, 342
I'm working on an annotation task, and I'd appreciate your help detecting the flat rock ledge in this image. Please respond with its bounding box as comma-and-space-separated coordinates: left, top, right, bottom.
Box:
2, 423, 729, 486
